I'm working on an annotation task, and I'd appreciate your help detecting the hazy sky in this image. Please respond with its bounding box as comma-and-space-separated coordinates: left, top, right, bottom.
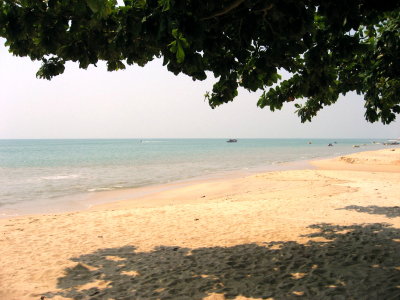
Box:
1, 42, 399, 139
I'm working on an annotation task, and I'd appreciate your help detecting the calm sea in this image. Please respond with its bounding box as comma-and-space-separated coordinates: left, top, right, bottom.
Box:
0, 138, 392, 216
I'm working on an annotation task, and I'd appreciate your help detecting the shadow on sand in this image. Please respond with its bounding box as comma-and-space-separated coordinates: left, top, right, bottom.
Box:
43, 223, 400, 300
338, 205, 400, 218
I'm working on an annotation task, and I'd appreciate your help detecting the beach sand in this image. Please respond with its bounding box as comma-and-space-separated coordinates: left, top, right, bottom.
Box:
1, 148, 399, 299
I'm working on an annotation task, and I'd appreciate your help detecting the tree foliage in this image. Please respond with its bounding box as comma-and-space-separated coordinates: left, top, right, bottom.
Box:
0, 0, 399, 123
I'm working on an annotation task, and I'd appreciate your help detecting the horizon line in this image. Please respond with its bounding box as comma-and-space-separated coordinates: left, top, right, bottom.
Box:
0, 137, 396, 140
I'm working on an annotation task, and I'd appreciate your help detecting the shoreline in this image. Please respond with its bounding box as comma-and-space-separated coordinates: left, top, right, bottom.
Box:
1, 144, 395, 219
86, 158, 315, 209
1, 148, 400, 299
0, 158, 315, 219
89, 147, 400, 212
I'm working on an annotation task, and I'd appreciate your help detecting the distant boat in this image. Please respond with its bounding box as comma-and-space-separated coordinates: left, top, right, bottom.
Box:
226, 139, 237, 143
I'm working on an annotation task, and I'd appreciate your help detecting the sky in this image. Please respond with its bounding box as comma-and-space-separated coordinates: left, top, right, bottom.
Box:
1, 42, 399, 139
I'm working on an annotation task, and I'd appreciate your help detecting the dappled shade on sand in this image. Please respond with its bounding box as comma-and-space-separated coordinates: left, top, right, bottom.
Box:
43, 223, 400, 300
338, 205, 400, 219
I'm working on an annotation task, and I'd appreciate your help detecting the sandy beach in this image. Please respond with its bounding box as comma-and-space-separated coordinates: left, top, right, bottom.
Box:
1, 148, 399, 299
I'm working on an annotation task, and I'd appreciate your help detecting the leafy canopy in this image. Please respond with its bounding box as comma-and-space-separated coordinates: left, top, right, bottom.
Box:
1, 0, 399, 123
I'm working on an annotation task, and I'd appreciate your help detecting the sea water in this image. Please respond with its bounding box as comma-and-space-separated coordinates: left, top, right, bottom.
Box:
0, 138, 392, 216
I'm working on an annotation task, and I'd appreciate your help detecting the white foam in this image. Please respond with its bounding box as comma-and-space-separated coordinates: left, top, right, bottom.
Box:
141, 140, 167, 143
41, 174, 81, 180
87, 185, 125, 192
87, 187, 113, 192
0, 212, 19, 217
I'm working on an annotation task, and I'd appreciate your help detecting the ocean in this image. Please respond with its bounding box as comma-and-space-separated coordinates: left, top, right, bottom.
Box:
0, 138, 391, 216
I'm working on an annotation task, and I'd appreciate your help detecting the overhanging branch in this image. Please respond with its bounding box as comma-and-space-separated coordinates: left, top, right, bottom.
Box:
201, 0, 246, 20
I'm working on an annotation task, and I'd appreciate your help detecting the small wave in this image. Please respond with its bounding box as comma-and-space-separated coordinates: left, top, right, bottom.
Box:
140, 140, 167, 143
0, 212, 19, 217
87, 187, 113, 192
87, 185, 124, 192
41, 174, 81, 180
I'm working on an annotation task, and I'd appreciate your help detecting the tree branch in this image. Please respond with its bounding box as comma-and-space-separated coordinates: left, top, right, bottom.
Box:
253, 3, 274, 17
201, 0, 246, 20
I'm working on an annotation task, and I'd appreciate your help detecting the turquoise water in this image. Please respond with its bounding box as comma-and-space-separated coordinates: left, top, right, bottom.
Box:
0, 138, 392, 216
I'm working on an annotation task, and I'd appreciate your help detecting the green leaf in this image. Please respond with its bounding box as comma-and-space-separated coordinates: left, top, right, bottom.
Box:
85, 0, 113, 18
133, 0, 147, 9
176, 41, 185, 63
180, 37, 189, 49
86, 0, 104, 13
107, 60, 126, 71
171, 28, 178, 39
158, 0, 170, 12
168, 40, 177, 53
168, 29, 189, 63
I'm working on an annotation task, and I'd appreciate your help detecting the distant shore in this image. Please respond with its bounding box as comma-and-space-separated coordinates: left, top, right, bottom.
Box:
1, 148, 399, 299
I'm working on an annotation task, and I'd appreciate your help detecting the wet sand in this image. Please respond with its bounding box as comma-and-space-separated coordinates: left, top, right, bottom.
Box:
0, 148, 399, 299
